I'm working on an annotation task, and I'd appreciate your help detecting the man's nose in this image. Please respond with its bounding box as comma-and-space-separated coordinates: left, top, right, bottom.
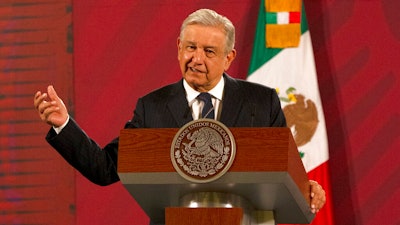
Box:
192, 49, 205, 63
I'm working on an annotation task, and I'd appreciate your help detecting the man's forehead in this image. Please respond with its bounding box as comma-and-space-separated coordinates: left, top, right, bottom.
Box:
182, 27, 225, 42
182, 40, 216, 46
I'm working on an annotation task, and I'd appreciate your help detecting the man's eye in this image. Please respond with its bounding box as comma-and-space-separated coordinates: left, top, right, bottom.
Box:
186, 46, 196, 51
205, 49, 216, 56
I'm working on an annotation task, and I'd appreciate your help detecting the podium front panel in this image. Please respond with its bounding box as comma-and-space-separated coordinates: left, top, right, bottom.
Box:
118, 128, 314, 224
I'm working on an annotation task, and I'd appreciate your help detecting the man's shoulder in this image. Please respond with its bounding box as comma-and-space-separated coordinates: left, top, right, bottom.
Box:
140, 79, 183, 100
224, 74, 275, 92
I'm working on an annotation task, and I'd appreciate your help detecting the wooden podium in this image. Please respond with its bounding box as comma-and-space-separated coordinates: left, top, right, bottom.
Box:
118, 127, 314, 224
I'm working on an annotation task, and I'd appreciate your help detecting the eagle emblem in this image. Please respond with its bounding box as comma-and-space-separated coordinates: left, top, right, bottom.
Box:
171, 119, 236, 183
278, 87, 319, 157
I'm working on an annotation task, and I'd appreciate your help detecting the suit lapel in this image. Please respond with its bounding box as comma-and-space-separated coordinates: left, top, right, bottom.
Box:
167, 80, 193, 127
219, 74, 243, 127
165, 75, 244, 128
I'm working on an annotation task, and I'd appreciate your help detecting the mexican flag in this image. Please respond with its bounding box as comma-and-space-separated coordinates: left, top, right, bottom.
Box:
247, 1, 334, 224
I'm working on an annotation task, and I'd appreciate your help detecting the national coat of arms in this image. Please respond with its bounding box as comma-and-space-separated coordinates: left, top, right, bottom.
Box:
170, 119, 236, 183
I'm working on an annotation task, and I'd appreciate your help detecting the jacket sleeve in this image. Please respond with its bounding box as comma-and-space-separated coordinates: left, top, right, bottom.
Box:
46, 118, 120, 186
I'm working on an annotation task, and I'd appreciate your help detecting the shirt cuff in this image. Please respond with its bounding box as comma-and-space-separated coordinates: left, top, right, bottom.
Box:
53, 116, 70, 134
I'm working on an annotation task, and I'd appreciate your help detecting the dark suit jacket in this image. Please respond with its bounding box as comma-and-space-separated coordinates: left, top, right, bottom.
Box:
46, 74, 286, 185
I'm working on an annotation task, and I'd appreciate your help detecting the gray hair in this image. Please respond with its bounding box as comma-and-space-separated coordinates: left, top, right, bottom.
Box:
179, 9, 235, 55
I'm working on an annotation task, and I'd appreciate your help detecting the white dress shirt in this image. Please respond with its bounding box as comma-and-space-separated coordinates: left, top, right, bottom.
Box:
183, 77, 224, 120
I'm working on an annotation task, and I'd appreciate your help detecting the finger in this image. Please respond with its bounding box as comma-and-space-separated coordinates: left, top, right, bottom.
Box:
34, 91, 41, 108
310, 180, 317, 197
309, 180, 325, 213
37, 99, 53, 115
42, 104, 60, 118
47, 85, 59, 101
311, 192, 326, 213
34, 92, 47, 109
311, 198, 322, 213
310, 180, 322, 194
34, 91, 42, 99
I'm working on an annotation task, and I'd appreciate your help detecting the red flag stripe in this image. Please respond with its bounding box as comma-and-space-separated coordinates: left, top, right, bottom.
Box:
306, 161, 335, 225
289, 12, 301, 23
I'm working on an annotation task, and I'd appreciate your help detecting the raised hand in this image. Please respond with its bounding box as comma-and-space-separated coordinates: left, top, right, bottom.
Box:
34, 85, 68, 127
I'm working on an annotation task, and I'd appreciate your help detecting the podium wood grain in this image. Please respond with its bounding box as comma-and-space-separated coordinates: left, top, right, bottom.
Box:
118, 127, 314, 224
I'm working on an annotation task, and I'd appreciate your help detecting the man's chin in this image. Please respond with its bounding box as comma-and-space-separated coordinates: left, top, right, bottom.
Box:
185, 80, 210, 92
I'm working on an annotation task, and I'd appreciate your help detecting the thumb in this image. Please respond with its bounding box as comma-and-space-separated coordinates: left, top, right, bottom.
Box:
47, 85, 60, 101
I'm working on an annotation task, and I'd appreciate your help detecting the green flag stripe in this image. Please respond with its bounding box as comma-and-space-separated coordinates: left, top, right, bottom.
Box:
266, 12, 277, 24
247, 0, 309, 76
301, 3, 308, 33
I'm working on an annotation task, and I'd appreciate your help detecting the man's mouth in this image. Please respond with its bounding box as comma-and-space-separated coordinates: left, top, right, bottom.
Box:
189, 67, 206, 74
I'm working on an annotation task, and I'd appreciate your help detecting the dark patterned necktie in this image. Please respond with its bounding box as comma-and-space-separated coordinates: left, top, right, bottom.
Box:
197, 92, 214, 119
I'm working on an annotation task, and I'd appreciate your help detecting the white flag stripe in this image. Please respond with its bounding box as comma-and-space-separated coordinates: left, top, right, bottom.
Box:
277, 12, 289, 24
247, 31, 329, 172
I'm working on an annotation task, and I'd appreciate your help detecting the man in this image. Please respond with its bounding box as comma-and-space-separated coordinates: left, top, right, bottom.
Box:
34, 9, 325, 214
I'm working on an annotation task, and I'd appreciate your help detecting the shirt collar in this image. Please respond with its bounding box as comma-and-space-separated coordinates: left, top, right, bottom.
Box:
183, 76, 225, 103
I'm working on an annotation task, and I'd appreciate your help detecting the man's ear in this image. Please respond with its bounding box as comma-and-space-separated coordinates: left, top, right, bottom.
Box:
177, 38, 182, 60
224, 49, 237, 71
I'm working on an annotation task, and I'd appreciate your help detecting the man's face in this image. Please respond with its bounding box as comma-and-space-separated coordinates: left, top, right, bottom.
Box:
177, 24, 236, 92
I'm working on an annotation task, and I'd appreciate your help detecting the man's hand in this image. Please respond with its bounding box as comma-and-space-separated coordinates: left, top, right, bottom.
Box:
34, 85, 68, 127
309, 180, 326, 213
